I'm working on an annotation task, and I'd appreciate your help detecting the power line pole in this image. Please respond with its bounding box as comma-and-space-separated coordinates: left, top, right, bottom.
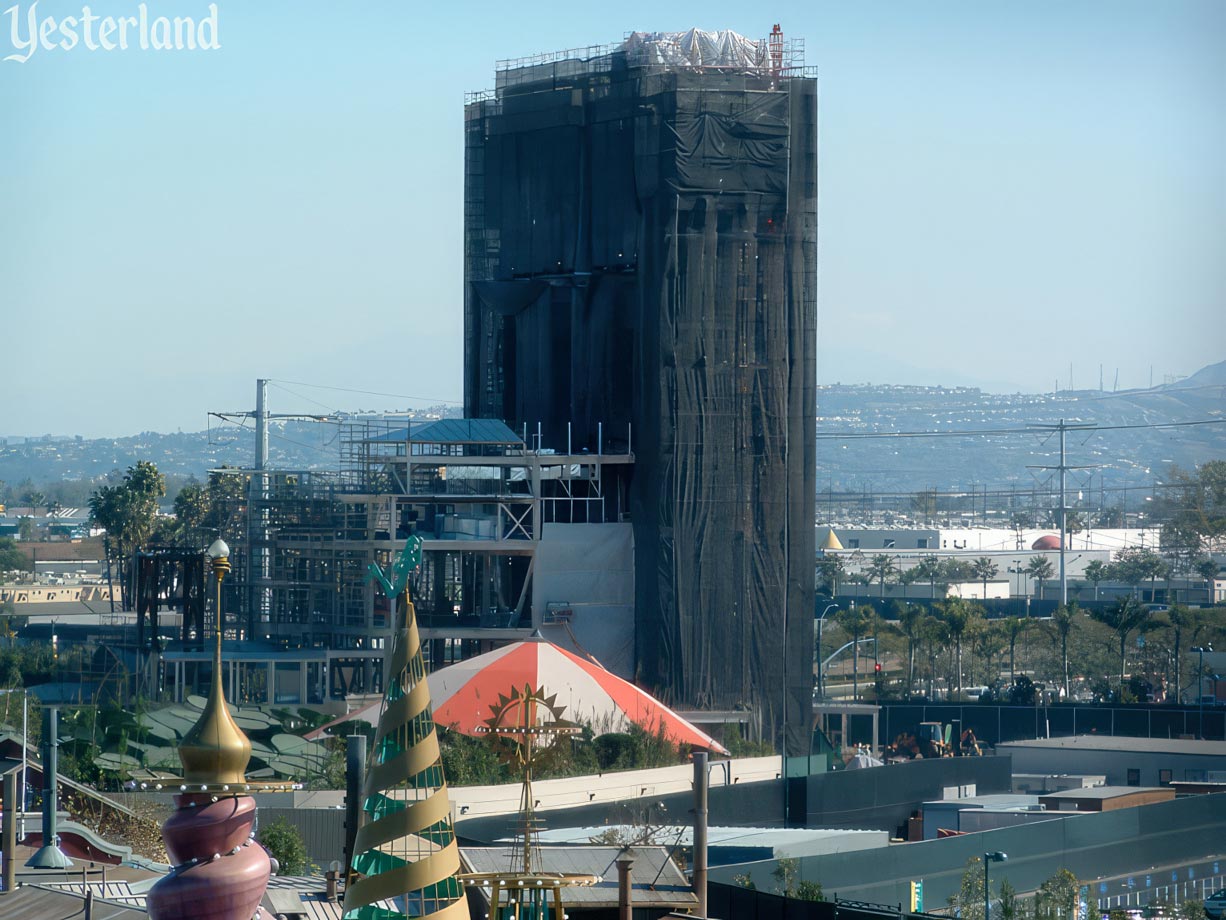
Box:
209, 379, 341, 640
1027, 420, 1096, 607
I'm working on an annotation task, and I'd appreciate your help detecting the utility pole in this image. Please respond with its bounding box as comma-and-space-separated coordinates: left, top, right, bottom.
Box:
209, 380, 340, 640
1060, 421, 1067, 605
255, 378, 269, 471
1028, 420, 1096, 607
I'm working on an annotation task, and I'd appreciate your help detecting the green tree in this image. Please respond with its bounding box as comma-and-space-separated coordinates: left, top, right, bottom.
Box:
17, 517, 36, 542
0, 601, 25, 650
1001, 616, 1030, 681
0, 537, 30, 573
1083, 560, 1110, 601
19, 488, 46, 512
768, 858, 824, 900
258, 816, 310, 875
1162, 604, 1202, 702
837, 604, 873, 701
971, 557, 1000, 599
1025, 556, 1055, 600
894, 602, 924, 698
150, 479, 216, 548
972, 619, 1006, 689
1158, 461, 1226, 556
772, 857, 799, 897
1138, 549, 1169, 603
1195, 557, 1220, 600
941, 557, 974, 587
948, 857, 989, 920
817, 554, 845, 596
88, 461, 167, 609
938, 598, 979, 697
919, 613, 950, 699
1090, 596, 1151, 694
795, 880, 825, 902
912, 489, 940, 518
1045, 603, 1080, 698
916, 555, 943, 599
1112, 547, 1167, 601
999, 877, 1019, 920
867, 554, 897, 600
1034, 869, 1079, 920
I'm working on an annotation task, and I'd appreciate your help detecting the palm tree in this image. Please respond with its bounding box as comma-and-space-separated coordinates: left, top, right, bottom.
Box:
817, 554, 846, 597
1194, 557, 1219, 603
899, 566, 920, 600
972, 619, 1005, 689
867, 555, 897, 601
1089, 596, 1150, 695
1139, 551, 1169, 604
918, 613, 950, 699
837, 604, 873, 701
1025, 556, 1055, 600
1164, 604, 1202, 701
938, 598, 976, 697
915, 555, 943, 600
894, 602, 924, 698
1083, 560, 1109, 601
1001, 616, 1030, 681
970, 557, 999, 600
1045, 603, 1079, 699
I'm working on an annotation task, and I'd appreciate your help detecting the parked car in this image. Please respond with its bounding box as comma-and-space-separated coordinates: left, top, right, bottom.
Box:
1203, 888, 1226, 920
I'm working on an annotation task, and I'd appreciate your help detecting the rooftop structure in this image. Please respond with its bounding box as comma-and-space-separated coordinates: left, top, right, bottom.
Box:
997, 734, 1226, 787
1037, 785, 1175, 811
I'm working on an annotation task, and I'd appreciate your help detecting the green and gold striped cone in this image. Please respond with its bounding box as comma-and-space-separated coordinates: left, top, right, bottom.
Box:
343, 596, 467, 920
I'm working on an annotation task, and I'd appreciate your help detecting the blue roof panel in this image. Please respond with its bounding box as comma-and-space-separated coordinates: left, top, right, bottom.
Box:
411, 418, 523, 444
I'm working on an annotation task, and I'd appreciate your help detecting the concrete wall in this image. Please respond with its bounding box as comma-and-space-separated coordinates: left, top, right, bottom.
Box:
455, 755, 1011, 845
1001, 743, 1226, 786
708, 793, 1226, 909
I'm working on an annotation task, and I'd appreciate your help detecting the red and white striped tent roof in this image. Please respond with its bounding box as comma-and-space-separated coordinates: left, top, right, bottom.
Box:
309, 634, 728, 754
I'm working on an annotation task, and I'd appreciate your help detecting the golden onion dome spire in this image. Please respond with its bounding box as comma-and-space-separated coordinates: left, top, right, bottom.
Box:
178, 539, 253, 786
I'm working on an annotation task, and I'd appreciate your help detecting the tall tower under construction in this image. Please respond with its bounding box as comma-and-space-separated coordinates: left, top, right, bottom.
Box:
464, 29, 817, 752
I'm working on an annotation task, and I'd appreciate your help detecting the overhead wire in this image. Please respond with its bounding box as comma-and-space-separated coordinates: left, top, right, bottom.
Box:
814, 418, 1226, 440
271, 378, 462, 406
209, 414, 336, 456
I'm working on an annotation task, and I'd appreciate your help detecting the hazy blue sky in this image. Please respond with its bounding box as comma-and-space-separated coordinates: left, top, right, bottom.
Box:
2, 1, 1222, 437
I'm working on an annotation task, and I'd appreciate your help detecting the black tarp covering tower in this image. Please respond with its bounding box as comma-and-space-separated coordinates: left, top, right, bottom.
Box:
464, 34, 817, 754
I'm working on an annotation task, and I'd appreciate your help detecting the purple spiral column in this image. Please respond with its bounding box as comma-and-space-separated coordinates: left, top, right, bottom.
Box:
146, 794, 271, 920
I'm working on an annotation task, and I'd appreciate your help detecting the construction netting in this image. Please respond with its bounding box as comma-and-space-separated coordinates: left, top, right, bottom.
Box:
464, 46, 817, 754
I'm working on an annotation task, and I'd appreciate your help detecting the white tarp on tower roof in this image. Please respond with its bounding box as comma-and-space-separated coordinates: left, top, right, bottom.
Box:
623, 29, 765, 70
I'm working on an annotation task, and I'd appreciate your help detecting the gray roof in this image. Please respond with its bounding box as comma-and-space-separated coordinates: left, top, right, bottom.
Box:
1039, 786, 1171, 800
0, 886, 148, 919
461, 846, 697, 909
997, 735, 1226, 755
923, 794, 1039, 808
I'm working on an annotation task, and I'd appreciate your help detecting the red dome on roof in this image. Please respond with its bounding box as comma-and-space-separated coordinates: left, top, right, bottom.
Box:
1031, 535, 1062, 550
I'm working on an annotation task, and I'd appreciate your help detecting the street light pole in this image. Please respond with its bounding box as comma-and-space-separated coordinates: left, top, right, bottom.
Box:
850, 600, 859, 702
816, 603, 839, 700
984, 852, 1007, 920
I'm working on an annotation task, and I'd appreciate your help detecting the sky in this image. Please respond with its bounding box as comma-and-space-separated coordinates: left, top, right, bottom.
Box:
1, 0, 1223, 438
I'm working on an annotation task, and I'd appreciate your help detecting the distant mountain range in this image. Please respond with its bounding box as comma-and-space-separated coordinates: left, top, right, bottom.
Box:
815, 360, 1225, 500
2, 364, 1222, 501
